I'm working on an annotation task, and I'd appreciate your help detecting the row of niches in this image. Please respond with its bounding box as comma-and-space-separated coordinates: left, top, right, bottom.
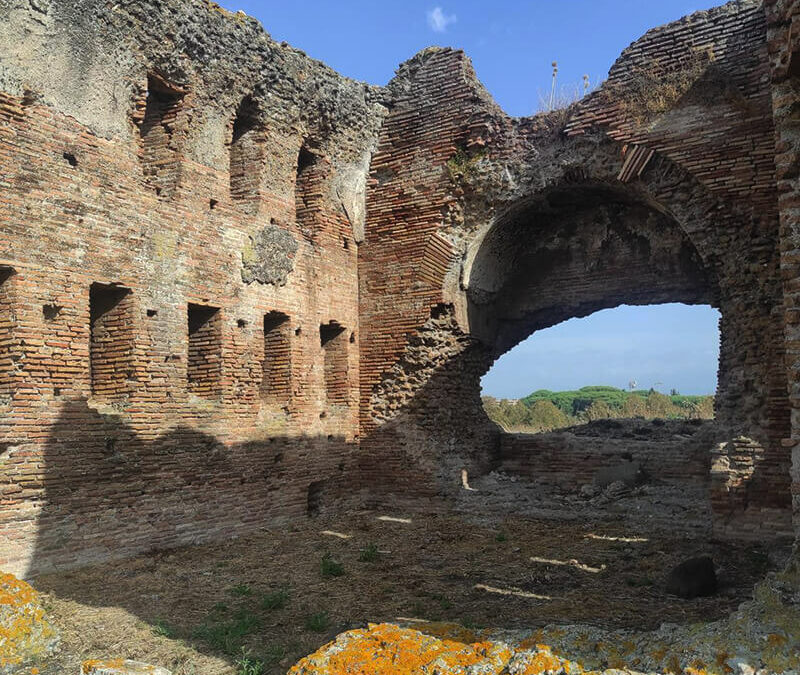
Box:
0, 272, 352, 409
135, 74, 324, 223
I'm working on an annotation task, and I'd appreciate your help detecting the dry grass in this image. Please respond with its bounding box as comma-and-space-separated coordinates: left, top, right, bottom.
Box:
609, 48, 714, 124
31, 511, 776, 674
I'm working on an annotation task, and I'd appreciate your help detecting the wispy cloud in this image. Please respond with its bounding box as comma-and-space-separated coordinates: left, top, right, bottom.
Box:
427, 6, 456, 33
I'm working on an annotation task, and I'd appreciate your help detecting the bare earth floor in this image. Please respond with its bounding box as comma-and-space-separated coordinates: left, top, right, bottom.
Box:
30, 494, 785, 675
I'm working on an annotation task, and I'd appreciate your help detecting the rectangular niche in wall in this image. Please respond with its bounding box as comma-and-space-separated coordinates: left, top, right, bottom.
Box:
230, 95, 265, 205
89, 283, 135, 399
295, 143, 322, 237
139, 74, 185, 198
320, 321, 348, 407
261, 311, 291, 405
187, 303, 222, 399
0, 267, 16, 399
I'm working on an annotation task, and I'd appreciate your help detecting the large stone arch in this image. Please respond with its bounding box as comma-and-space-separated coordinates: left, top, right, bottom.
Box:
357, 30, 792, 539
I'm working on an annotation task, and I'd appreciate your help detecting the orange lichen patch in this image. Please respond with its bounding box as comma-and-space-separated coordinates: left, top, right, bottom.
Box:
0, 573, 37, 608
507, 647, 569, 675
516, 633, 544, 652
713, 651, 733, 673
289, 623, 512, 675
767, 632, 788, 647
516, 628, 567, 652
0, 572, 58, 668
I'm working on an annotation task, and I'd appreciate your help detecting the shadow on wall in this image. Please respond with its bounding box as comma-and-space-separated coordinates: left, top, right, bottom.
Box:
16, 373, 499, 671
19, 399, 353, 577
353, 305, 501, 503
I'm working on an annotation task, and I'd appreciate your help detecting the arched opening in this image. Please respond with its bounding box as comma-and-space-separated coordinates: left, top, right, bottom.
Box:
445, 179, 792, 540
464, 183, 715, 351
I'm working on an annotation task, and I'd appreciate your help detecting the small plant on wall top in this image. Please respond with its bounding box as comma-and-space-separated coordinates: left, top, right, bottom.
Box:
446, 145, 486, 180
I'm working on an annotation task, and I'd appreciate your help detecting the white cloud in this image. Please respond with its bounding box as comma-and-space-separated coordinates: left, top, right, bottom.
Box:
427, 6, 456, 33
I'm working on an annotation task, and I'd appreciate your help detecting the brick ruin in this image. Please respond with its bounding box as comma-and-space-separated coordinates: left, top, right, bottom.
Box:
0, 0, 798, 579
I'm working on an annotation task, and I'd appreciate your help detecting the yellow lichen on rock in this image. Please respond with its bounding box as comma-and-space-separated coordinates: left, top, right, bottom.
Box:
0, 572, 58, 673
289, 622, 513, 675
289, 623, 595, 675
506, 644, 574, 675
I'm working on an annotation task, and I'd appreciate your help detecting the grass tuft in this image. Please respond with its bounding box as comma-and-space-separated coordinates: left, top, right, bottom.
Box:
152, 617, 177, 638
305, 611, 329, 632
261, 588, 290, 611
229, 583, 253, 597
235, 647, 265, 675
359, 543, 379, 563
192, 606, 262, 655
321, 552, 345, 578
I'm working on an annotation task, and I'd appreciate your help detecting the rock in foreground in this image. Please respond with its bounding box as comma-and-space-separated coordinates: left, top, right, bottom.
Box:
0, 572, 58, 674
81, 660, 171, 675
289, 622, 601, 675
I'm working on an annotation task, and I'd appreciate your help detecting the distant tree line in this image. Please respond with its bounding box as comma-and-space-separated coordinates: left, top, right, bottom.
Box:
482, 385, 714, 433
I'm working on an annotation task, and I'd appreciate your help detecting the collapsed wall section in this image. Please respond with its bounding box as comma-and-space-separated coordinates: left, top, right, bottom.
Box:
357, 49, 503, 495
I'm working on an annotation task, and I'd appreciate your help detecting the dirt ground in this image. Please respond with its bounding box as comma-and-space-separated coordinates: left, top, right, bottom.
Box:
31, 506, 782, 675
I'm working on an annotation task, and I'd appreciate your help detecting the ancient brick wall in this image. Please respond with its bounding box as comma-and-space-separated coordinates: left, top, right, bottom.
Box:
0, 0, 384, 576
355, 49, 509, 497
0, 0, 797, 577
498, 420, 713, 492
765, 0, 800, 541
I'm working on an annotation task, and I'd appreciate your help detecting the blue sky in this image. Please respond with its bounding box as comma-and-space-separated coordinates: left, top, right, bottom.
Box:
482, 305, 720, 398
218, 0, 721, 397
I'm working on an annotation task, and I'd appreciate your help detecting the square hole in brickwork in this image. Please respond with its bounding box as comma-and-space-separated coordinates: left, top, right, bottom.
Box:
90, 283, 135, 399
0, 267, 14, 286
42, 304, 62, 321
295, 143, 321, 234
789, 49, 800, 79
187, 303, 222, 399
